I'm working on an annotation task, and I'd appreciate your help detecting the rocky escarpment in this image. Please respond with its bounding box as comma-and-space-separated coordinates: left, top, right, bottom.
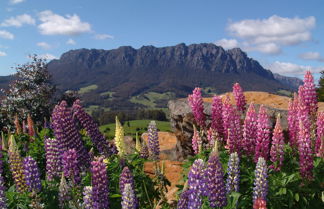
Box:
168, 98, 289, 160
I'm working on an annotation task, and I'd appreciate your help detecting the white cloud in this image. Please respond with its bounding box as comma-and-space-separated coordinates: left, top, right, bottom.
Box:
0, 51, 7, 56
0, 30, 14, 39
215, 38, 239, 49
94, 33, 114, 40
38, 10, 91, 35
66, 38, 76, 45
267, 61, 324, 76
223, 15, 315, 54
38, 53, 57, 60
10, 0, 25, 4
37, 42, 52, 50
1, 14, 35, 27
299, 52, 324, 62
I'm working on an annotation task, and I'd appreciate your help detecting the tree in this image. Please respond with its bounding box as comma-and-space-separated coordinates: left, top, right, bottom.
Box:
317, 71, 324, 102
1, 55, 56, 127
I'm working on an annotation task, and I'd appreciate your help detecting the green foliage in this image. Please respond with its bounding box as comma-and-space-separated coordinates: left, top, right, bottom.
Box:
78, 84, 98, 94
317, 71, 324, 101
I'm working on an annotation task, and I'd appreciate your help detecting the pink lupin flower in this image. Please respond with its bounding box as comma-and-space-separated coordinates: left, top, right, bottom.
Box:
316, 112, 324, 157
270, 114, 285, 171
211, 95, 224, 138
223, 102, 241, 154
188, 88, 206, 128
298, 121, 313, 180
254, 105, 271, 162
192, 125, 202, 154
233, 83, 246, 113
287, 94, 299, 148
222, 96, 232, 141
303, 71, 318, 115
297, 97, 311, 146
243, 103, 258, 155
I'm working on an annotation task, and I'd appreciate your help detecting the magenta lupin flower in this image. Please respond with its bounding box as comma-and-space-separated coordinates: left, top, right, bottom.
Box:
45, 137, 61, 181
298, 121, 314, 180
62, 149, 80, 184
287, 94, 299, 148
222, 96, 232, 141
188, 87, 206, 128
0, 143, 7, 208
211, 95, 224, 138
243, 102, 258, 155
192, 126, 202, 154
302, 71, 318, 115
254, 105, 271, 162
91, 157, 109, 209
297, 97, 311, 143
270, 114, 285, 171
316, 112, 324, 157
233, 83, 246, 113
23, 156, 42, 192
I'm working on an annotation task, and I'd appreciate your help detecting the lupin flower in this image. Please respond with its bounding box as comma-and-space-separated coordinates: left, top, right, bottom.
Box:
222, 96, 232, 141
302, 71, 318, 115
115, 116, 126, 157
140, 142, 149, 159
233, 83, 246, 113
298, 121, 313, 180
315, 112, 324, 157
287, 94, 299, 148
177, 189, 190, 209
270, 114, 284, 171
27, 113, 35, 137
22, 120, 28, 134
62, 149, 80, 184
254, 105, 271, 162
147, 121, 160, 160
192, 125, 202, 154
23, 156, 42, 192
59, 174, 71, 209
253, 157, 268, 202
73, 100, 117, 157
243, 103, 258, 155
211, 95, 224, 138
8, 136, 27, 193
121, 184, 137, 209
253, 198, 267, 209
187, 159, 206, 209
91, 157, 109, 209
45, 138, 61, 180
119, 167, 138, 207
51, 101, 90, 168
226, 152, 240, 194
135, 132, 141, 153
207, 127, 218, 149
188, 87, 206, 128
0, 143, 7, 208
206, 152, 227, 208
14, 114, 22, 134
297, 97, 311, 138
83, 186, 93, 209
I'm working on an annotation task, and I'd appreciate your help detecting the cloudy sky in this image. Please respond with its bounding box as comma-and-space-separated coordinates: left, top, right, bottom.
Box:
0, 0, 323, 82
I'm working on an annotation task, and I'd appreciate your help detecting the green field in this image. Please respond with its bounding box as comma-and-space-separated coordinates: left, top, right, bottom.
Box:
99, 119, 171, 139
130, 91, 176, 108
78, 84, 98, 94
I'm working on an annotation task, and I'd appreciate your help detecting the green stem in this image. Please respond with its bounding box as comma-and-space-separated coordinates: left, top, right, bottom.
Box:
143, 180, 153, 208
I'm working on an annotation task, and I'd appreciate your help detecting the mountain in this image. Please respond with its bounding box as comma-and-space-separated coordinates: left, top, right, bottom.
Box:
1, 43, 301, 110
273, 73, 304, 90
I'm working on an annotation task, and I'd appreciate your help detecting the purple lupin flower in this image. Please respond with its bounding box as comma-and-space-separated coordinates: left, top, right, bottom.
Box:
226, 152, 240, 194
23, 156, 42, 192
91, 157, 109, 209
211, 95, 224, 138
254, 105, 271, 162
302, 71, 318, 116
0, 143, 7, 208
62, 149, 80, 184
147, 121, 160, 160
253, 157, 268, 202
177, 189, 191, 209
45, 137, 61, 181
140, 142, 149, 159
52, 101, 90, 168
192, 125, 202, 154
83, 186, 93, 209
233, 83, 246, 113
119, 167, 138, 208
206, 152, 227, 208
287, 94, 299, 148
298, 121, 313, 180
59, 174, 71, 209
187, 159, 206, 209
270, 114, 285, 171
316, 112, 324, 157
243, 102, 258, 155
188, 87, 206, 128
121, 184, 137, 209
72, 100, 117, 156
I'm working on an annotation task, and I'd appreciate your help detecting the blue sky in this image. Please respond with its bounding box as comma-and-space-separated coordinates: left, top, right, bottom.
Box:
0, 0, 323, 82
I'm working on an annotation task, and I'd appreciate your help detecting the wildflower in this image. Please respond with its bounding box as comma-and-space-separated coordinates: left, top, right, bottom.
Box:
23, 156, 42, 192
62, 149, 80, 184
140, 142, 149, 159
233, 83, 246, 112
59, 174, 70, 209
91, 157, 109, 209
119, 166, 138, 208
188, 87, 206, 128
254, 105, 270, 162
187, 159, 206, 209
121, 184, 137, 209
83, 186, 93, 209
27, 113, 35, 137
147, 121, 160, 160
270, 114, 284, 171
243, 103, 258, 155
192, 125, 202, 154
253, 157, 268, 202
287, 94, 299, 148
226, 152, 240, 194
115, 116, 126, 157
45, 138, 61, 180
298, 121, 313, 180
211, 95, 224, 138
302, 71, 318, 115
0, 143, 7, 208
